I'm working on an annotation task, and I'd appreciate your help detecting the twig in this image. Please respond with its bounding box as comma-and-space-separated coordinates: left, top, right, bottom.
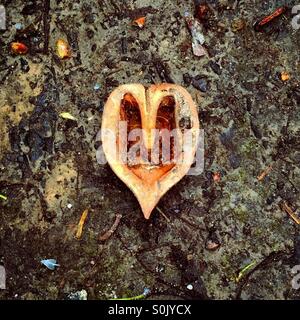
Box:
156, 207, 170, 222
75, 209, 89, 239
0, 194, 7, 200
235, 251, 290, 299
43, 0, 51, 54
257, 165, 273, 181
280, 201, 300, 225
99, 214, 122, 241
236, 261, 256, 282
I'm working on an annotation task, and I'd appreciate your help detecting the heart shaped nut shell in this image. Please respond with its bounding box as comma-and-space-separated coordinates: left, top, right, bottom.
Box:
101, 84, 200, 219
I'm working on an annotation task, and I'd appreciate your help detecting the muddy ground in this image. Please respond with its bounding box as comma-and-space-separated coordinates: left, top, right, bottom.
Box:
0, 0, 300, 300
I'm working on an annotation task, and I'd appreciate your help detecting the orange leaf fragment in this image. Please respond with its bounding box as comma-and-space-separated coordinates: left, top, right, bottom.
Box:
11, 42, 29, 55
280, 71, 290, 82
56, 39, 72, 59
213, 172, 221, 183
133, 16, 146, 28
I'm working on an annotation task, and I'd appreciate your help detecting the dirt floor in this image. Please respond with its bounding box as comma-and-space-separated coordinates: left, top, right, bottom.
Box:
0, 0, 300, 300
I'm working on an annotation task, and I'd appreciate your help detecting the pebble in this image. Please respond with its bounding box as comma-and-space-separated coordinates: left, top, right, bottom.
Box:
183, 73, 192, 86
20, 58, 30, 73
209, 61, 222, 75
94, 83, 101, 91
220, 127, 235, 148
229, 153, 241, 169
15, 23, 23, 30
67, 203, 73, 209
68, 289, 88, 300
192, 76, 208, 92
205, 239, 221, 251
187, 284, 193, 290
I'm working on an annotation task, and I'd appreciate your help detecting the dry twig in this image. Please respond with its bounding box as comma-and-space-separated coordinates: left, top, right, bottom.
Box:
257, 165, 273, 181
99, 214, 122, 241
280, 201, 300, 225
75, 209, 89, 239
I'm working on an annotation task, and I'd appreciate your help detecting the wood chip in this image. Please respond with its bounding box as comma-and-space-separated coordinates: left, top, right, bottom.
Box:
75, 209, 89, 239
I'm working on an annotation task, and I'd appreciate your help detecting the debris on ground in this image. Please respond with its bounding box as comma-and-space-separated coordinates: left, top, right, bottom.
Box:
231, 18, 246, 32
99, 214, 122, 241
59, 112, 78, 121
205, 232, 221, 251
192, 75, 208, 92
133, 17, 146, 29
236, 262, 256, 282
187, 284, 193, 290
280, 201, 300, 225
75, 209, 89, 239
156, 207, 171, 222
113, 288, 151, 300
10, 42, 28, 55
280, 71, 290, 82
56, 39, 72, 59
0, 194, 7, 201
253, 6, 287, 32
257, 165, 273, 181
194, 1, 210, 22
184, 11, 207, 57
41, 259, 60, 271
94, 83, 101, 91
213, 172, 221, 183
68, 289, 88, 300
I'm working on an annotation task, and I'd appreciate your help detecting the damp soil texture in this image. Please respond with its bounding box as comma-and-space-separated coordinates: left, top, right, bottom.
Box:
0, 0, 300, 300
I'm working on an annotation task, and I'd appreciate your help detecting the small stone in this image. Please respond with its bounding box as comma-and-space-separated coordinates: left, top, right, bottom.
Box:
187, 254, 193, 261
205, 232, 221, 251
229, 153, 241, 169
183, 73, 192, 86
220, 127, 235, 148
68, 289, 88, 300
209, 61, 222, 75
94, 83, 101, 91
67, 203, 73, 209
187, 284, 193, 290
15, 23, 23, 30
192, 76, 208, 92
155, 264, 165, 273
20, 58, 30, 73
205, 239, 221, 251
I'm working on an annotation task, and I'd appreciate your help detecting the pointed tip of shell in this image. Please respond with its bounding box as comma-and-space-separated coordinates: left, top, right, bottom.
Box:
139, 200, 157, 220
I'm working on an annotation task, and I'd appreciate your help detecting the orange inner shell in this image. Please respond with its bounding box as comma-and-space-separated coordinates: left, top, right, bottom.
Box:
119, 93, 177, 185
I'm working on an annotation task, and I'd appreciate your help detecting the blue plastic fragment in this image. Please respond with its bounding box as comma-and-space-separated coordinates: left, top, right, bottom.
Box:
143, 288, 151, 297
41, 259, 60, 270
94, 83, 101, 91
15, 23, 23, 30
